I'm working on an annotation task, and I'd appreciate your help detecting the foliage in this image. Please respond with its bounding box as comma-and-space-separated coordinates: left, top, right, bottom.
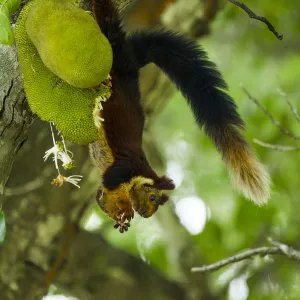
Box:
0, 211, 5, 244
0, 0, 21, 44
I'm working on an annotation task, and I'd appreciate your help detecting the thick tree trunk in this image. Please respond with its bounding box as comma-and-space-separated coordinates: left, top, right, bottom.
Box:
0, 44, 34, 204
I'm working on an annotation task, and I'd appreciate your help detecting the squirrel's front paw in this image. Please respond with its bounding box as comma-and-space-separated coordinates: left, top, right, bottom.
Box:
117, 206, 134, 223
113, 206, 134, 233
113, 221, 130, 233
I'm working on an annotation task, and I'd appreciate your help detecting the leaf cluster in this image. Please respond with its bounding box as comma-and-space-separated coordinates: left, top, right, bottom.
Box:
0, 0, 21, 44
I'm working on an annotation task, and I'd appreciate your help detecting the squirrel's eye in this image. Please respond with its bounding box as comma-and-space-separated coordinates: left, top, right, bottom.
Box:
149, 194, 157, 202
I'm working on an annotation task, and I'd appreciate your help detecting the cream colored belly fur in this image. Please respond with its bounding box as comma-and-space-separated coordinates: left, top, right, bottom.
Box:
89, 127, 114, 181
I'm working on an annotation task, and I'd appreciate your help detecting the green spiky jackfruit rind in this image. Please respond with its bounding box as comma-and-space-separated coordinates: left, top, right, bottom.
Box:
15, 1, 111, 144
25, 0, 112, 89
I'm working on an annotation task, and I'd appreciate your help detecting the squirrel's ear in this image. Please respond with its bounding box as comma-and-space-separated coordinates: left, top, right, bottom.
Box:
159, 193, 170, 205
153, 176, 175, 190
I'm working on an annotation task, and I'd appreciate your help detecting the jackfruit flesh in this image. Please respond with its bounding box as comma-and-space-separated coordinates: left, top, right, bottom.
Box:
26, 0, 113, 88
15, 0, 111, 144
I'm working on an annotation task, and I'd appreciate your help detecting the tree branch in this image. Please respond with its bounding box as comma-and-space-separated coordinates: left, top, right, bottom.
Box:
253, 139, 300, 152
56, 230, 186, 300
243, 87, 300, 140
277, 88, 300, 125
227, 0, 283, 40
245, 88, 300, 152
191, 239, 300, 273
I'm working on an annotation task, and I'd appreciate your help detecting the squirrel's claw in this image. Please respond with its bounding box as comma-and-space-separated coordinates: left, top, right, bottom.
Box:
113, 221, 130, 233
113, 207, 134, 233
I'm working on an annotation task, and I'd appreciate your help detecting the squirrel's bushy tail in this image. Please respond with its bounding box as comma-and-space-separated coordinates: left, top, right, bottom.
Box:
129, 30, 270, 204
210, 124, 270, 204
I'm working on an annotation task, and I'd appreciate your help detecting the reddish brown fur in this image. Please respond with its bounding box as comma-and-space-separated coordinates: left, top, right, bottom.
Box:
101, 74, 173, 187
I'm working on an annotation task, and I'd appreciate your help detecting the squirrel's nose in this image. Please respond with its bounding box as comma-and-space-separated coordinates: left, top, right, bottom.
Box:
139, 206, 148, 217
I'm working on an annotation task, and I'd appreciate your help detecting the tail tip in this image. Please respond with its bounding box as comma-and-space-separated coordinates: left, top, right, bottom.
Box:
229, 157, 271, 206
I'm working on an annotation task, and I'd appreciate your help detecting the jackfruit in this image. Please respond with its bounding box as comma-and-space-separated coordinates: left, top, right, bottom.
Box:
26, 0, 113, 88
15, 0, 112, 144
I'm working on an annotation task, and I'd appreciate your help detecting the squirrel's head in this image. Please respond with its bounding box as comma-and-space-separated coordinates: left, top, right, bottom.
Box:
129, 176, 175, 218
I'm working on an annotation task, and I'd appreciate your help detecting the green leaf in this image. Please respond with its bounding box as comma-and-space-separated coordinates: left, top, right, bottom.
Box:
0, 211, 6, 244
0, 11, 14, 44
0, 0, 21, 45
0, 2, 9, 18
0, 0, 21, 16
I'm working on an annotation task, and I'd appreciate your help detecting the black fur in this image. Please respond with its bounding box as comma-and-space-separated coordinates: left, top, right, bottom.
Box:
103, 156, 162, 190
93, 0, 138, 77
103, 160, 137, 190
128, 30, 244, 139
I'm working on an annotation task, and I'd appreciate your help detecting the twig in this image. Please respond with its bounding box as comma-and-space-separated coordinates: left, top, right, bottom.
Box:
4, 177, 44, 196
227, 0, 283, 40
243, 88, 300, 141
191, 247, 278, 273
253, 139, 300, 152
268, 238, 300, 260
277, 88, 300, 125
191, 239, 300, 273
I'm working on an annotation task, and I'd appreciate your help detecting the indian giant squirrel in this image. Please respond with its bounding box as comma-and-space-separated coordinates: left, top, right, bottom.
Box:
90, 0, 271, 232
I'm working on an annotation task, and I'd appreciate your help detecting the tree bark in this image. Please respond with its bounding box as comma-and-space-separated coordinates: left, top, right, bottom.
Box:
0, 44, 34, 204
